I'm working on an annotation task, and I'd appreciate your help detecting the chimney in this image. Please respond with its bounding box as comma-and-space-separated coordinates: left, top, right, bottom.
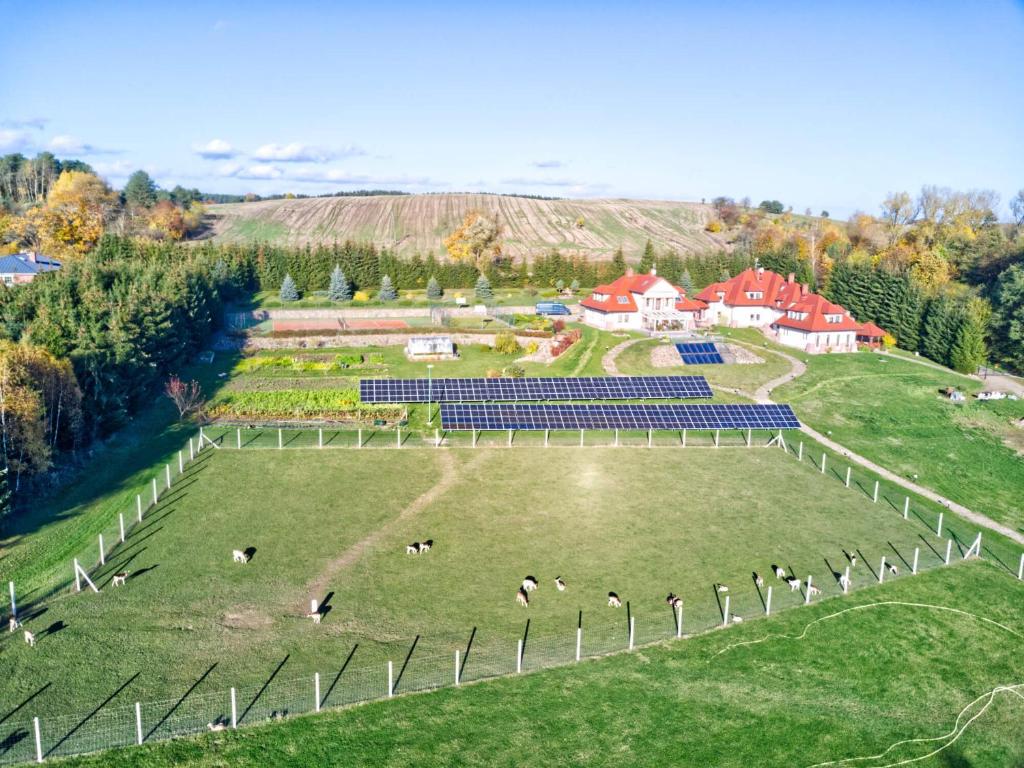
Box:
787, 272, 795, 284
801, 283, 809, 296
757, 266, 764, 279
650, 266, 657, 276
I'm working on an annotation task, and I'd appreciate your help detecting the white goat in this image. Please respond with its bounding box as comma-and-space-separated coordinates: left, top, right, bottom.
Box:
787, 577, 802, 592
232, 549, 248, 563
111, 572, 129, 587
887, 563, 899, 576
838, 574, 852, 591
753, 572, 764, 588
555, 577, 566, 592
607, 592, 622, 608
419, 539, 433, 554
9, 616, 20, 633
307, 611, 322, 625
406, 542, 421, 555
516, 587, 529, 607
522, 576, 538, 592
716, 584, 729, 593
24, 630, 35, 647
773, 565, 786, 580
207, 722, 226, 732
807, 585, 822, 597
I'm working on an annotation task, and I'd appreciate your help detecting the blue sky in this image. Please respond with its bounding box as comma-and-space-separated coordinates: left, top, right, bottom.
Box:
2, 1, 1022, 218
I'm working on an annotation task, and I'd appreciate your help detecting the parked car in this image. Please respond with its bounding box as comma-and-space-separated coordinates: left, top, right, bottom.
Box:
536, 301, 571, 316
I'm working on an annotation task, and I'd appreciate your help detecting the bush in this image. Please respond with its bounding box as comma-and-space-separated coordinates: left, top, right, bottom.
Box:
552, 319, 566, 333
475, 274, 493, 301
525, 341, 538, 355
502, 364, 525, 378
494, 331, 522, 355
353, 290, 370, 302
366, 352, 385, 365
426, 276, 443, 300
705, 219, 723, 233
485, 368, 502, 378
327, 265, 351, 301
335, 353, 363, 367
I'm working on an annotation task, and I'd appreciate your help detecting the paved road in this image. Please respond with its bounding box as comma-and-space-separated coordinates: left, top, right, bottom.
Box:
731, 340, 1024, 547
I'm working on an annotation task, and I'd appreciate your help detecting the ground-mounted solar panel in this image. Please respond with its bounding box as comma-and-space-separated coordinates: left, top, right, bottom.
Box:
359, 376, 713, 403
676, 342, 724, 365
439, 403, 801, 431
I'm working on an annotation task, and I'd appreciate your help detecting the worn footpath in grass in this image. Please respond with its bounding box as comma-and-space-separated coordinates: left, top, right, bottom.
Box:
776, 350, 1024, 534
56, 562, 1024, 767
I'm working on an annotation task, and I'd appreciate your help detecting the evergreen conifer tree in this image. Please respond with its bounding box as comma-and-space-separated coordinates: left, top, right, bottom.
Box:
475, 273, 493, 301
378, 274, 397, 301
328, 264, 352, 301
608, 248, 627, 281
680, 268, 695, 296
638, 239, 656, 274
427, 276, 443, 300
280, 273, 299, 302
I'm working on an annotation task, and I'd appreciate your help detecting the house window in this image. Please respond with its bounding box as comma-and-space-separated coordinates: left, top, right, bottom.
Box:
746, 291, 763, 299
2, 276, 12, 286
616, 296, 629, 304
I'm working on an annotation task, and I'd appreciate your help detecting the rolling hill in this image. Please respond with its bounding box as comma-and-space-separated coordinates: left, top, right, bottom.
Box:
205, 193, 728, 259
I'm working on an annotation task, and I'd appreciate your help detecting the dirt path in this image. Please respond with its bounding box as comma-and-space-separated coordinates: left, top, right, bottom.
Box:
306, 451, 489, 597
601, 338, 644, 376
737, 339, 1024, 547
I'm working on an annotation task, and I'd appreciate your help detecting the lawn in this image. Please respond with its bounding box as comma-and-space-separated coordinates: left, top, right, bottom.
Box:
250, 288, 584, 310
3, 443, 1016, 752
775, 350, 1024, 535
54, 562, 1024, 768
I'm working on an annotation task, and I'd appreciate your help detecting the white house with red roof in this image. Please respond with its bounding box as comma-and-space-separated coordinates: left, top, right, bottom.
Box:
695, 266, 871, 353
580, 269, 707, 331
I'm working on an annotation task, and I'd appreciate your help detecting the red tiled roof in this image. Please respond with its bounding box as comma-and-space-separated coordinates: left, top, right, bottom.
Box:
580, 271, 688, 314
695, 281, 728, 302
696, 268, 808, 308
857, 321, 886, 338
675, 296, 707, 312
773, 294, 860, 333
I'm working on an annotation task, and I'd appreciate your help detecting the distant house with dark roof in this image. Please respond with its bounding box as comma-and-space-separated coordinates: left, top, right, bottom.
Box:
580, 269, 707, 331
0, 252, 62, 286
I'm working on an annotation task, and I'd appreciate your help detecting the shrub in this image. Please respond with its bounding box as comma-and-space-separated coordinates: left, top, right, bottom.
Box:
426, 276, 443, 300
366, 352, 385, 365
882, 332, 897, 349
525, 341, 538, 355
335, 353, 363, 367
475, 274, 493, 301
552, 319, 566, 333
485, 368, 502, 378
570, 278, 580, 292
502, 364, 525, 378
353, 290, 370, 302
555, 279, 565, 291
705, 219, 723, 233
280, 273, 299, 301
379, 275, 397, 301
494, 331, 521, 355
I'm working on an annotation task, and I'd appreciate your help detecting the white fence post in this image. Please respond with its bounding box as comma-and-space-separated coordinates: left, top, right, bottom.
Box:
821, 453, 826, 474
872, 481, 879, 503
676, 603, 683, 638
713, 429, 719, 448
230, 688, 237, 728
397, 428, 402, 448
98, 534, 105, 566
507, 428, 513, 447
722, 595, 730, 626
119, 513, 125, 543
455, 650, 461, 685
388, 661, 394, 697
314, 673, 321, 712
746, 428, 752, 447
237, 428, 241, 450
843, 565, 850, 593
178, 450, 184, 474
358, 428, 363, 449
1018, 552, 1024, 581
937, 512, 944, 537
912, 547, 920, 575
135, 702, 143, 745
798, 442, 803, 461
318, 428, 323, 449
136, 494, 143, 522
74, 558, 82, 592
8, 581, 15, 621
945, 539, 952, 565
682, 428, 687, 447
544, 429, 549, 448
435, 428, 440, 448
516, 639, 523, 674
189, 438, 194, 461
903, 497, 910, 520
804, 575, 812, 604
33, 717, 42, 763
628, 616, 635, 650
879, 556, 886, 583
278, 429, 282, 450
845, 467, 851, 488
580, 429, 585, 448
765, 586, 772, 616
151, 478, 158, 506
165, 464, 171, 490
614, 428, 619, 447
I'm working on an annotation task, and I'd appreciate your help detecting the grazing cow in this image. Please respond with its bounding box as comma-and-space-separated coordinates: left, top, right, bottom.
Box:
208, 722, 226, 732
232, 549, 248, 563
887, 563, 898, 576
8, 617, 20, 633
607, 592, 622, 608
516, 587, 529, 607
522, 576, 538, 592
787, 577, 802, 592
716, 584, 729, 593
419, 539, 433, 554
807, 585, 821, 597
24, 630, 35, 648
555, 577, 566, 592
753, 572, 764, 588
838, 574, 852, 591
406, 542, 421, 555
111, 572, 129, 587
307, 611, 322, 624
773, 565, 786, 580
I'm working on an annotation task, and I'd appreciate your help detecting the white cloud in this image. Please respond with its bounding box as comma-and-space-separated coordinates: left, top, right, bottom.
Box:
500, 176, 580, 187
1, 118, 48, 131
217, 163, 432, 186
531, 160, 564, 169
0, 129, 33, 153
48, 135, 119, 155
252, 142, 364, 163
92, 160, 139, 178
218, 163, 286, 180
194, 139, 238, 159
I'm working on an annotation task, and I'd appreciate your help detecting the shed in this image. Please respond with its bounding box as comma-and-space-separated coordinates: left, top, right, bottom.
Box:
856, 321, 886, 347
405, 336, 457, 359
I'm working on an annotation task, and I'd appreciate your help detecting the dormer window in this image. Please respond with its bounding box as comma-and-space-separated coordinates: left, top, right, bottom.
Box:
746, 291, 763, 299
616, 296, 629, 304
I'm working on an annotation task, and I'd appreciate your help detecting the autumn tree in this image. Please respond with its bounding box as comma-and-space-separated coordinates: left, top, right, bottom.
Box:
443, 211, 501, 271
880, 192, 916, 245
147, 200, 186, 240
164, 375, 203, 419
1010, 189, 1024, 228
28, 171, 115, 259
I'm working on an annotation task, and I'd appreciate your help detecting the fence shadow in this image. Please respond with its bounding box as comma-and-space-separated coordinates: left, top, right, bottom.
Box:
0, 682, 51, 726
46, 673, 140, 756
239, 655, 289, 725
146, 663, 218, 740
322, 645, 358, 707
888, 542, 911, 570
392, 636, 420, 694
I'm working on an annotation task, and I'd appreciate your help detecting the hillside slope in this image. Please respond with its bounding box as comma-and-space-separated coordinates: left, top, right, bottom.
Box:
206, 193, 727, 259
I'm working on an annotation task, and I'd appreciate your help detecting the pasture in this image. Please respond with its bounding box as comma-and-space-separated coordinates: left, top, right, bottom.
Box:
3, 440, 1015, 747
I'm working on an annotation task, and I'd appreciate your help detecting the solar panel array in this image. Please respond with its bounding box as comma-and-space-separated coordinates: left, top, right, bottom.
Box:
439, 403, 801, 431
360, 375, 713, 403
676, 342, 724, 365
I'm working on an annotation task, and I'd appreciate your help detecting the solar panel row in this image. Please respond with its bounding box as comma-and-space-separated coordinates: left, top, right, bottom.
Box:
360, 375, 713, 403
439, 403, 801, 431
675, 342, 724, 365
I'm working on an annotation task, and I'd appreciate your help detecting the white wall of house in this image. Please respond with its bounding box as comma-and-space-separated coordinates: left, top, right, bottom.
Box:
582, 307, 642, 330
722, 305, 782, 328
776, 326, 857, 352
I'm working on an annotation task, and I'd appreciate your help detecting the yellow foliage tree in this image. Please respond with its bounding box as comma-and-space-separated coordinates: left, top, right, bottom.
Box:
443, 211, 501, 271
909, 248, 952, 292
147, 200, 186, 240
29, 171, 115, 259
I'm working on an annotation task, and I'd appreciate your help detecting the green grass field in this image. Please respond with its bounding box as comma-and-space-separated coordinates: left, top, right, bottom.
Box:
775, 351, 1024, 535
250, 288, 582, 310
56, 562, 1024, 768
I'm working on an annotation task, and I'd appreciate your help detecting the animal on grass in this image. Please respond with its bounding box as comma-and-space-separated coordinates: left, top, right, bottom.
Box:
772, 565, 786, 580
607, 592, 622, 608
307, 611, 322, 624
208, 722, 226, 732
8, 616, 20, 633
786, 577, 802, 592
406, 542, 421, 555
24, 630, 35, 647
111, 572, 129, 587
666, 593, 683, 609
522, 576, 538, 592
752, 572, 764, 588
419, 539, 433, 553
838, 574, 852, 591
232, 549, 248, 563
555, 577, 566, 592
807, 585, 822, 597
516, 587, 529, 607
732, 615, 744, 624
887, 563, 899, 576
847, 551, 857, 568
716, 584, 729, 593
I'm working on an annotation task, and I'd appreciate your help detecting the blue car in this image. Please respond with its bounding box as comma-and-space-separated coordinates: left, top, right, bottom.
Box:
535, 301, 571, 316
